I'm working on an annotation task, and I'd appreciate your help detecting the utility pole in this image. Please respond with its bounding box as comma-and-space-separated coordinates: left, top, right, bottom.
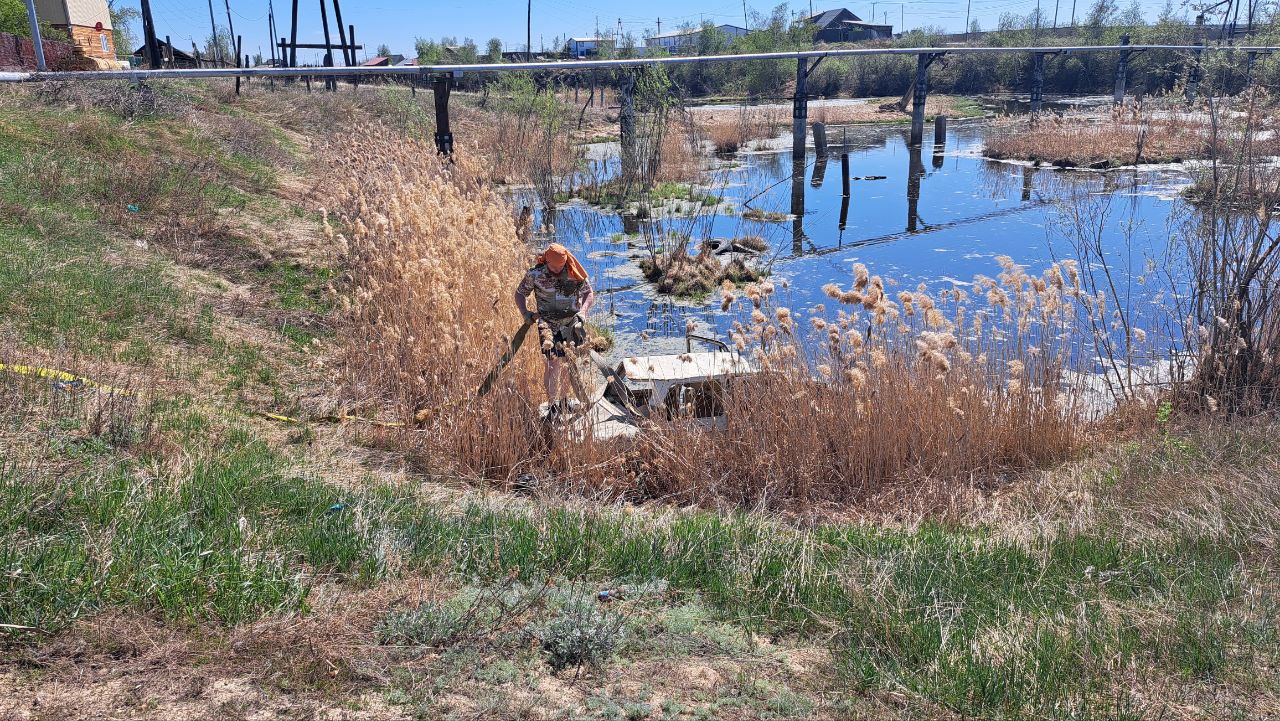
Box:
527, 0, 532, 61
1069, 0, 1077, 26
22, 0, 46, 70
900, 3, 904, 30
743, 0, 748, 29
267, 0, 276, 64
332, 0, 349, 65
288, 0, 299, 66
223, 0, 237, 64
206, 0, 222, 64
657, 17, 661, 35
1053, 0, 1059, 28
139, 0, 161, 68
964, 0, 971, 32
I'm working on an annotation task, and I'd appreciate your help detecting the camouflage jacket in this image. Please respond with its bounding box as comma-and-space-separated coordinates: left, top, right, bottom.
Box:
516, 264, 592, 322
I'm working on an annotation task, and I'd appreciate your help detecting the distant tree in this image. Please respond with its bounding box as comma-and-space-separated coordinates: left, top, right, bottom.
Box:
1118, 0, 1145, 28
107, 0, 139, 55
618, 31, 639, 58
486, 37, 502, 62
414, 37, 442, 63
969, 18, 981, 33
457, 37, 478, 63
695, 22, 730, 55
0, 0, 27, 37
204, 30, 234, 65
1084, 0, 1118, 34
376, 43, 391, 56
252, 51, 263, 66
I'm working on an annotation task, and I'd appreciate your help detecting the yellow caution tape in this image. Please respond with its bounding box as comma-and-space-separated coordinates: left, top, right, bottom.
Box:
0, 363, 136, 396
0, 362, 408, 427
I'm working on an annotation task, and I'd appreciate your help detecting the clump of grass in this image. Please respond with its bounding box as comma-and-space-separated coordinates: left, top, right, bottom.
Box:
699, 107, 783, 155
741, 207, 789, 222
639, 242, 761, 297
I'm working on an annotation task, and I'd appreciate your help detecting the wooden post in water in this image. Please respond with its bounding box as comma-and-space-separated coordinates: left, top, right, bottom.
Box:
933, 115, 947, 147
433, 75, 454, 155
1030, 52, 1046, 115
909, 53, 934, 147
1113, 34, 1130, 105
841, 153, 850, 197
792, 57, 809, 162
812, 122, 828, 158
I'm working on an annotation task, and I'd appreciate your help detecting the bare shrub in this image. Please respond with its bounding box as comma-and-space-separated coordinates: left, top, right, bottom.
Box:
32, 80, 193, 119
1178, 89, 1280, 412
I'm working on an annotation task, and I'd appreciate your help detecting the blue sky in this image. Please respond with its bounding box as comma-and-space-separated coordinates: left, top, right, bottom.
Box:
126, 0, 1191, 64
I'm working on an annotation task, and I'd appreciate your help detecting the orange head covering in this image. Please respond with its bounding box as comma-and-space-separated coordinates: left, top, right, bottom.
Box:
536, 243, 588, 282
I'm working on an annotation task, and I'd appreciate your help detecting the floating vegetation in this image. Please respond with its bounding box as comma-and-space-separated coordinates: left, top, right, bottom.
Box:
742, 207, 789, 222
640, 243, 762, 298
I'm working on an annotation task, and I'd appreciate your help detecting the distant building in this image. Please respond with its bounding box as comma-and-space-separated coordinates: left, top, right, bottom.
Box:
34, 0, 122, 67
362, 54, 406, 67
644, 24, 748, 52
804, 8, 893, 43
564, 37, 613, 57
131, 39, 199, 68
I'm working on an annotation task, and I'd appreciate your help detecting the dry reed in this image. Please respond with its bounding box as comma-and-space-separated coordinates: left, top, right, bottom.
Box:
985, 104, 1218, 168
333, 126, 1107, 510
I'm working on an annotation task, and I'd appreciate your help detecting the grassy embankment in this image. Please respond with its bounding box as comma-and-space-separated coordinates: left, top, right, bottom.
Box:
1, 81, 1278, 720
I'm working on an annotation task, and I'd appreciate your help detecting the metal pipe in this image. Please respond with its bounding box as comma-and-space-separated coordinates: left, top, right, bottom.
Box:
0, 45, 1276, 83
22, 0, 45, 72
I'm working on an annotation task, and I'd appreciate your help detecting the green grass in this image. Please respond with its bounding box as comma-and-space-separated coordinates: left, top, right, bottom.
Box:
261, 262, 336, 313
3, 407, 1274, 717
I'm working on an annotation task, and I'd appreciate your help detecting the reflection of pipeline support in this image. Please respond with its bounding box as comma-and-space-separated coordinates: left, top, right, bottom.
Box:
811, 154, 828, 188
838, 152, 850, 240
907, 146, 924, 233
932, 116, 947, 170
793, 57, 809, 163
791, 157, 807, 256
1021, 164, 1035, 202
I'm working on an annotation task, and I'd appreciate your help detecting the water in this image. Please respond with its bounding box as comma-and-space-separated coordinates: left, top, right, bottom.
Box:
532, 121, 1192, 358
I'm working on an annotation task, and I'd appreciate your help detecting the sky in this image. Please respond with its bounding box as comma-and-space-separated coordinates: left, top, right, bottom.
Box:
124, 0, 1195, 65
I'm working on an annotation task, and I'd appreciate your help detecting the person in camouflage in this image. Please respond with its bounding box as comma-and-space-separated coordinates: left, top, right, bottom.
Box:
514, 243, 595, 413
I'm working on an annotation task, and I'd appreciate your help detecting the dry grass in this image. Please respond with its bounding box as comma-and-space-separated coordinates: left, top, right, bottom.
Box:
698, 106, 787, 155
985, 105, 1217, 168
633, 258, 1090, 510
325, 125, 548, 480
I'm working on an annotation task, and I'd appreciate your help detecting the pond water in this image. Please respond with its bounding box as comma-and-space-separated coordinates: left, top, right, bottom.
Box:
530, 120, 1193, 359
